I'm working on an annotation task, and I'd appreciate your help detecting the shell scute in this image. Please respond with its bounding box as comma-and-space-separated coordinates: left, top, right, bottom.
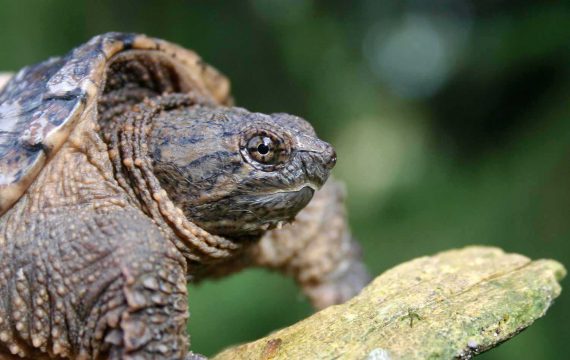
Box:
0, 33, 126, 214
0, 32, 231, 215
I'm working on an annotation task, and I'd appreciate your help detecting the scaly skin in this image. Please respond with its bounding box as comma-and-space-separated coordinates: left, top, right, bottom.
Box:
0, 111, 194, 359
0, 91, 368, 359
0, 51, 368, 360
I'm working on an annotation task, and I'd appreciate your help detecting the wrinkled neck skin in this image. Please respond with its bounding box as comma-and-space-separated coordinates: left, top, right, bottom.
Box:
99, 93, 247, 270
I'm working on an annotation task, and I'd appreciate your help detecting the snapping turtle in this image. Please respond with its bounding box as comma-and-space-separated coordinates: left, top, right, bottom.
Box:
0, 33, 368, 359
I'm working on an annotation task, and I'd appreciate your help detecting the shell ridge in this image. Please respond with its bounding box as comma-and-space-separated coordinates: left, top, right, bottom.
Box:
0, 34, 114, 214
0, 32, 231, 216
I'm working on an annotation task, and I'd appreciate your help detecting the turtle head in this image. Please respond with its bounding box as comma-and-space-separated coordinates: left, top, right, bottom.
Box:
149, 105, 336, 238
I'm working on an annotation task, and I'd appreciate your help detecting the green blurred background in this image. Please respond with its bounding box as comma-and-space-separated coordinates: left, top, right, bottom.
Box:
1, 0, 568, 358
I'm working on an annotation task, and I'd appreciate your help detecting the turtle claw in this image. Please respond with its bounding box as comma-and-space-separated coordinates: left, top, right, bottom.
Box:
186, 351, 208, 360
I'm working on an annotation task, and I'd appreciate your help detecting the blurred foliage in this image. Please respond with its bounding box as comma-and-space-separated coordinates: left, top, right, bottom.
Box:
0, 0, 568, 358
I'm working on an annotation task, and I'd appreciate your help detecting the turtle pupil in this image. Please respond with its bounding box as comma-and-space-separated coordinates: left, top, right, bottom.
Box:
243, 133, 287, 168
258, 143, 270, 155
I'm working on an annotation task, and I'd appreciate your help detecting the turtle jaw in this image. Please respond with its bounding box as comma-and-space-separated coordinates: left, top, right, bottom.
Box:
257, 185, 316, 229
188, 186, 315, 238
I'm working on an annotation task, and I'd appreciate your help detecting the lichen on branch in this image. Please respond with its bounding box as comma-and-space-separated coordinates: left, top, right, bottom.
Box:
214, 246, 565, 360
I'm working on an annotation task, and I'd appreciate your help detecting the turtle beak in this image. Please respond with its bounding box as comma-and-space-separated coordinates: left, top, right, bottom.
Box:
298, 139, 337, 189
324, 146, 337, 170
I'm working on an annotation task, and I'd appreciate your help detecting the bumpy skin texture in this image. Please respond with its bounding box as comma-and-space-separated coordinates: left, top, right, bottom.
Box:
0, 33, 369, 359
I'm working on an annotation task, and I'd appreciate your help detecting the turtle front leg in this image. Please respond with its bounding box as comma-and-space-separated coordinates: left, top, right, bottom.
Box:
252, 178, 370, 309
75, 208, 193, 360
0, 205, 196, 360
105, 238, 190, 360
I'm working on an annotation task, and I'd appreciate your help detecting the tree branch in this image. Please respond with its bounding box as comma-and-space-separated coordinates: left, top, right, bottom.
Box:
214, 246, 565, 360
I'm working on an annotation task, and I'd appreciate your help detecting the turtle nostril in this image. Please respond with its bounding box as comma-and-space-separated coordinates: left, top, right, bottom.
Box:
325, 148, 337, 170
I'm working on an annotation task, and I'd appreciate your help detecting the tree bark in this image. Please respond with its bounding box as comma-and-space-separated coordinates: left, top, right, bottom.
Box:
213, 246, 565, 360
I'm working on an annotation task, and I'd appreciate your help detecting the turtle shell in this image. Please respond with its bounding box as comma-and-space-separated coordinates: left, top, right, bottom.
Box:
0, 32, 232, 215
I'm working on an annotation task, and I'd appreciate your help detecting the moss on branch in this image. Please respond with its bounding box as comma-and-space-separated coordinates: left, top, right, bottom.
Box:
214, 246, 565, 360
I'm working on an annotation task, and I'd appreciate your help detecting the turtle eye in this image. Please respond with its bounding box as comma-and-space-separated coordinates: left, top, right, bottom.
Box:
242, 132, 290, 169
247, 135, 276, 164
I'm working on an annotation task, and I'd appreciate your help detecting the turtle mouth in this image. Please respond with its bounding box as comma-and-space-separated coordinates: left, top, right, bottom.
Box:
264, 185, 315, 207
239, 185, 315, 231
189, 186, 315, 237
258, 186, 315, 228
272, 181, 320, 194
